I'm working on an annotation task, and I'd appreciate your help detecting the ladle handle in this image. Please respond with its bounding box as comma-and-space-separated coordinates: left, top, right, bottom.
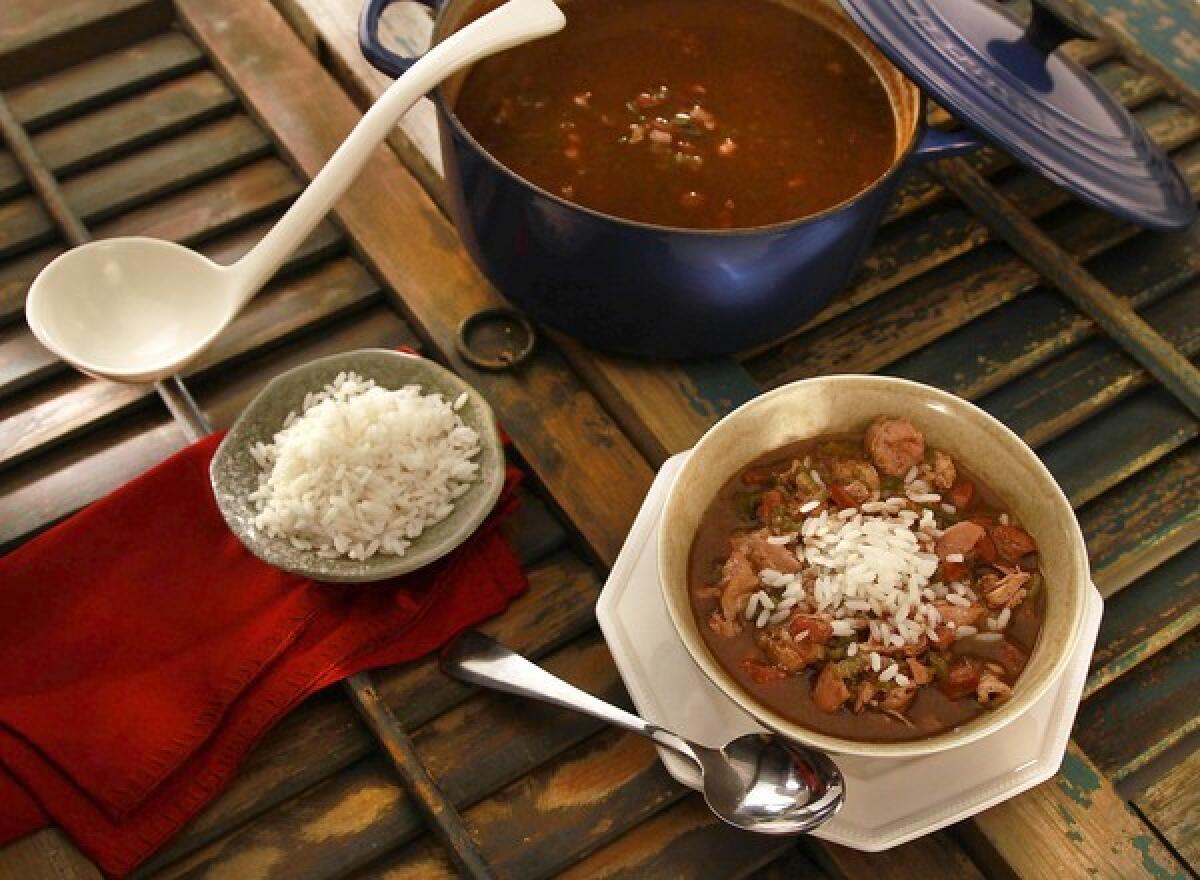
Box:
228, 0, 565, 301
441, 632, 701, 766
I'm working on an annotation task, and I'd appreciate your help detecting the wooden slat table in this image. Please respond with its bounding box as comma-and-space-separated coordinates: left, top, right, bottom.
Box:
0, 0, 1195, 877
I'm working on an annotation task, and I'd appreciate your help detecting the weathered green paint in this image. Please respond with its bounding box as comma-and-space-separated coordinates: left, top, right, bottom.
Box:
1057, 749, 1103, 808
975, 283, 1200, 448
1081, 443, 1200, 593
746, 86, 1200, 384
1038, 385, 1197, 506
678, 360, 760, 422
884, 220, 1200, 399
1078, 0, 1200, 92
1058, 803, 1084, 843
1130, 835, 1188, 880
1086, 544, 1200, 697
1075, 630, 1199, 782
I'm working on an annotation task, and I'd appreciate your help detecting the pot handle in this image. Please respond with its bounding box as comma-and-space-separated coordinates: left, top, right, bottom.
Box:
1025, 0, 1095, 55
907, 127, 986, 165
360, 0, 442, 77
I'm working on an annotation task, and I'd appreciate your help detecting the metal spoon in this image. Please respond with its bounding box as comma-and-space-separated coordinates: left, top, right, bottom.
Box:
24, 0, 564, 384
440, 631, 845, 834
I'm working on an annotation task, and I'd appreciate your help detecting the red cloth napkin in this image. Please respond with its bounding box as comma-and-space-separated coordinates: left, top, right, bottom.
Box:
0, 429, 526, 876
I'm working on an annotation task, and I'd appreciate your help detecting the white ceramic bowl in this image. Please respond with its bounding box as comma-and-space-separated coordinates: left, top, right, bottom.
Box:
658, 375, 1090, 759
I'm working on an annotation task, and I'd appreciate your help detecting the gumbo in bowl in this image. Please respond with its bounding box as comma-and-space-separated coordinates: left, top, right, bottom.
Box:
689, 416, 1044, 742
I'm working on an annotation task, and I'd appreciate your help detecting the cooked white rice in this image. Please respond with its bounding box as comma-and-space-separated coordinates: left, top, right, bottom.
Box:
742, 497, 1016, 644
247, 371, 480, 561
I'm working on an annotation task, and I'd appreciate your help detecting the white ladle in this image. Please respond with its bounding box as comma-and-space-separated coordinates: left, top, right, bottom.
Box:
25, 0, 565, 383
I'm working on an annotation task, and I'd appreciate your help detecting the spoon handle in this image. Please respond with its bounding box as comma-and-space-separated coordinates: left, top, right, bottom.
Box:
441, 632, 701, 767
227, 0, 565, 302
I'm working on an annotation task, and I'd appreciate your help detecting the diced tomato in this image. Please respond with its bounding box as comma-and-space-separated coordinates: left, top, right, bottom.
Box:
789, 615, 834, 645
741, 658, 787, 684
828, 484, 858, 509
946, 480, 975, 511
941, 560, 969, 582
756, 489, 785, 521
939, 661, 980, 700
991, 524, 1037, 561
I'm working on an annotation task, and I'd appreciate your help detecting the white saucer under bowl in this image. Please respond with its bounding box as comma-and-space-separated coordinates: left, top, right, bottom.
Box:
595, 452, 1103, 851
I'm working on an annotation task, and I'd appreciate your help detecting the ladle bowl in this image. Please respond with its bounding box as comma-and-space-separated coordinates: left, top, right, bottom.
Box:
25, 0, 565, 383
26, 239, 234, 382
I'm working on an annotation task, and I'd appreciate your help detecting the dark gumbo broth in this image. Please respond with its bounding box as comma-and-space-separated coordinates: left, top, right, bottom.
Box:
453, 0, 897, 229
688, 418, 1045, 742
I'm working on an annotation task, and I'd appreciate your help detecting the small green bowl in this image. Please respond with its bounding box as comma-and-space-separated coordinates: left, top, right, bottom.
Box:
211, 349, 504, 583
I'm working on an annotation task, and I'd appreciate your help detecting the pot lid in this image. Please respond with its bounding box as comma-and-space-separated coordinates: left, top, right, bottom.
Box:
837, 0, 1196, 229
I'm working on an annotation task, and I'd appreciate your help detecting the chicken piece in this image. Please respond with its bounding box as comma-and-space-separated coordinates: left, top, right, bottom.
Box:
939, 661, 981, 700
831, 457, 880, 491
708, 611, 741, 638
788, 615, 834, 645
758, 629, 826, 671
936, 521, 985, 560
735, 529, 804, 574
853, 679, 877, 713
880, 684, 917, 713
919, 449, 957, 491
718, 548, 758, 621
741, 658, 787, 684
976, 670, 1012, 706
979, 566, 1031, 610
812, 663, 851, 712
907, 656, 933, 685
864, 416, 926, 477
991, 524, 1038, 561
692, 585, 722, 600
933, 600, 987, 629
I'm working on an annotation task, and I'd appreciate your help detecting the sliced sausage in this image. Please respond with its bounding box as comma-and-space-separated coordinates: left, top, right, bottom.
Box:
998, 640, 1027, 676
991, 524, 1037, 561
945, 480, 975, 510
939, 661, 980, 700
935, 521, 985, 560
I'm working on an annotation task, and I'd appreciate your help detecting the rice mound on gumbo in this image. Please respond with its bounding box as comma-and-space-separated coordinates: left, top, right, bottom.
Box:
248, 371, 480, 560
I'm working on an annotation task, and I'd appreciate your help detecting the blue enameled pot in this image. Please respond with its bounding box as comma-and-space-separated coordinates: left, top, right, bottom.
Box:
360, 0, 980, 358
